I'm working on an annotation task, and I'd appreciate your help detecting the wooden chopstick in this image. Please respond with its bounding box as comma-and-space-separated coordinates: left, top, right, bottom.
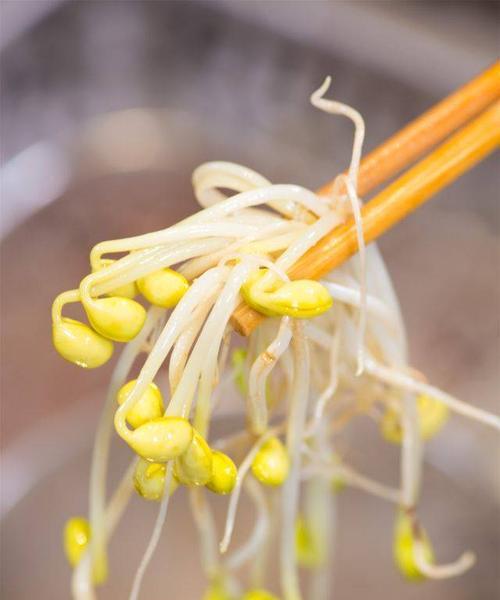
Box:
320, 61, 500, 198
232, 88, 500, 336
289, 101, 500, 277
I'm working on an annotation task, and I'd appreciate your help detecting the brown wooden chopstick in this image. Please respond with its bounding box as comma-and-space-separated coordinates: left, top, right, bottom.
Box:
231, 68, 500, 336
320, 61, 500, 197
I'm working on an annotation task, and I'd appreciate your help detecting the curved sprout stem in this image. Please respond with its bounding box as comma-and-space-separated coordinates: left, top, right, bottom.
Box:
248, 317, 292, 435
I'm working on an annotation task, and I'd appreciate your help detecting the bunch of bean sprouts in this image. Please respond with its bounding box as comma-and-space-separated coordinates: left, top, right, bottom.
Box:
53, 78, 500, 600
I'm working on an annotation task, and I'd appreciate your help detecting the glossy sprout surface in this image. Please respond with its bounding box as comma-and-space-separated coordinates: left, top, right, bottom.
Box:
52, 79, 499, 600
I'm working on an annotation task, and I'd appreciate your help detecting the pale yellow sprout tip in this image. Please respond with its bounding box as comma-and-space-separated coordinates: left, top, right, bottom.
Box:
117, 379, 164, 429
126, 416, 193, 462
53, 318, 114, 368
394, 509, 434, 581
137, 268, 189, 308
83, 296, 146, 342
311, 75, 333, 103
251, 437, 289, 487
133, 459, 178, 500
206, 450, 237, 495
174, 430, 213, 487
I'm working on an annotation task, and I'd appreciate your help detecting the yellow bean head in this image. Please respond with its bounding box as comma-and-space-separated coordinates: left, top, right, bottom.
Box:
174, 430, 213, 486
206, 450, 237, 495
137, 268, 189, 308
53, 318, 114, 368
251, 437, 289, 487
117, 380, 164, 429
241, 269, 332, 318
63, 516, 107, 584
95, 258, 137, 299
127, 417, 193, 462
265, 279, 333, 318
83, 296, 146, 342
394, 510, 433, 581
63, 516, 90, 567
416, 394, 449, 440
242, 589, 280, 600
381, 394, 449, 444
133, 459, 178, 500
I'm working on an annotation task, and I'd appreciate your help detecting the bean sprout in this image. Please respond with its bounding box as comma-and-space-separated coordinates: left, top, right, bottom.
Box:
52, 81, 499, 600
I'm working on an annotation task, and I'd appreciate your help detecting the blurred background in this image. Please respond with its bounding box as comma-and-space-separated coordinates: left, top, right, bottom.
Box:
1, 1, 498, 598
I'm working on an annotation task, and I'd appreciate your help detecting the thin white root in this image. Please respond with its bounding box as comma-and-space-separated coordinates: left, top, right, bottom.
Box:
129, 464, 174, 600
304, 461, 401, 505
226, 477, 269, 570
189, 487, 220, 579
73, 462, 135, 600
219, 431, 275, 554
365, 357, 500, 431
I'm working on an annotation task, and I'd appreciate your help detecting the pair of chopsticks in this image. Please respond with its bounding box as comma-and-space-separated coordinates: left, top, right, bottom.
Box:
232, 62, 500, 336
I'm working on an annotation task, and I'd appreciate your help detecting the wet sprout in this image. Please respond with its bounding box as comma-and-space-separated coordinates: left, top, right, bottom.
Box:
133, 459, 179, 501
52, 290, 114, 368
82, 295, 146, 342
53, 83, 500, 599
241, 269, 332, 318
53, 316, 114, 369
117, 379, 164, 429
137, 268, 189, 308
125, 416, 194, 463
94, 258, 138, 299
174, 430, 213, 487
206, 450, 238, 495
